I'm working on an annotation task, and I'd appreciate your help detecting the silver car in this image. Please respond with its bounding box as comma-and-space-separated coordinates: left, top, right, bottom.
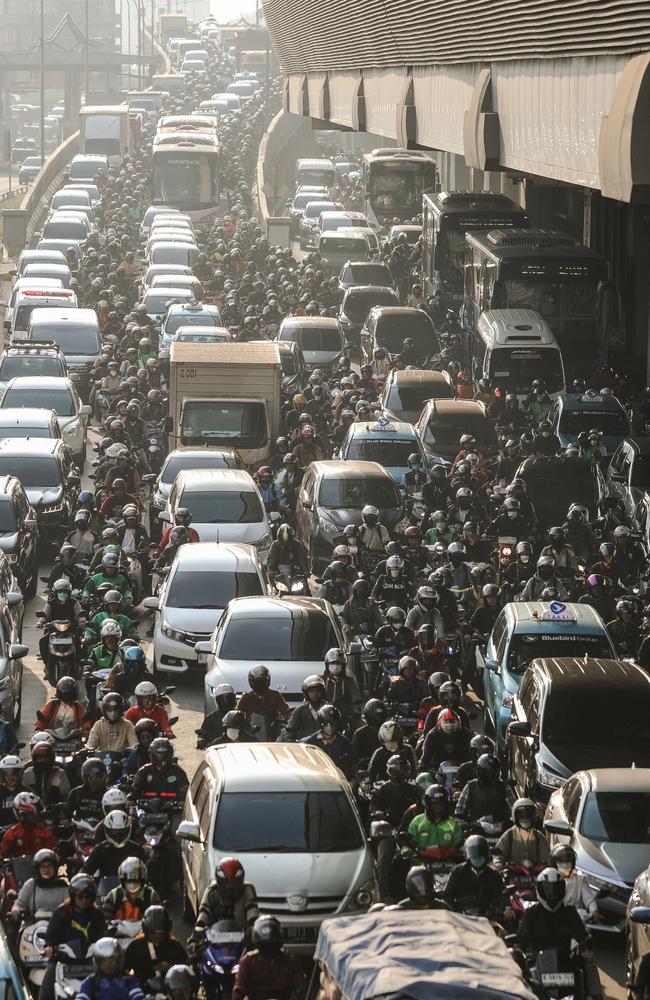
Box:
0, 377, 90, 466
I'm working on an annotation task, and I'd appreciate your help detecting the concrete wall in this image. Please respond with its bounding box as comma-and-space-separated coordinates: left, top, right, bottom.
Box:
256, 109, 321, 222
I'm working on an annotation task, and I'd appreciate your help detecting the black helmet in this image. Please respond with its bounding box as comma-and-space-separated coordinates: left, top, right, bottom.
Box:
469, 733, 495, 761
248, 664, 271, 693
81, 757, 107, 783
324, 647, 346, 673
352, 578, 370, 599
165, 965, 196, 1000
404, 864, 434, 904
464, 834, 489, 870
101, 691, 124, 721
33, 848, 59, 878
438, 680, 461, 708
363, 698, 388, 728
423, 783, 448, 817
222, 710, 247, 735
475, 753, 500, 785
142, 904, 172, 938
535, 867, 566, 912
550, 843, 577, 874
317, 704, 341, 737
386, 754, 410, 781
427, 671, 448, 699
512, 796, 537, 830
417, 623, 437, 647
149, 737, 173, 766
301, 674, 325, 699
252, 914, 283, 952
56, 676, 79, 704
69, 873, 97, 900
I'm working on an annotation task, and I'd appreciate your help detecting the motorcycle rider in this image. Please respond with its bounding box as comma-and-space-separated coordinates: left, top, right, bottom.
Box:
321, 647, 362, 724
419, 709, 471, 771
40, 874, 107, 1000
351, 698, 389, 763
157, 508, 200, 554
607, 598, 641, 657
358, 504, 391, 553
66, 757, 108, 828
190, 856, 259, 953
46, 543, 86, 592
516, 868, 591, 974
266, 523, 309, 589
123, 718, 159, 776
86, 691, 137, 752
84, 811, 146, 876
39, 577, 84, 666
518, 556, 569, 601
445, 834, 505, 918
0, 755, 26, 826
23, 738, 71, 809
386, 655, 427, 713
8, 848, 68, 926
371, 755, 419, 899
401, 453, 428, 494
35, 675, 92, 735
124, 680, 174, 736
579, 573, 617, 623
421, 680, 471, 736
406, 783, 463, 856
612, 523, 645, 584
302, 704, 357, 778
454, 753, 516, 824
372, 554, 411, 611
232, 915, 306, 1000
501, 541, 535, 598
284, 675, 326, 741
407, 624, 446, 678
78, 936, 145, 1000
66, 509, 99, 562
85, 590, 137, 647
103, 644, 150, 700
131, 737, 188, 800
195, 683, 237, 749
124, 904, 188, 985
374, 606, 415, 663
83, 553, 133, 606
369, 719, 418, 782
549, 844, 600, 923
0, 791, 57, 858
340, 577, 383, 641
494, 798, 550, 865
389, 865, 450, 911
102, 856, 160, 921
236, 664, 291, 739
540, 525, 578, 574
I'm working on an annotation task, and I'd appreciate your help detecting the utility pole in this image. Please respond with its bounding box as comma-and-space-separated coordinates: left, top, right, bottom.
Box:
39, 0, 45, 165
85, 0, 90, 102
256, 0, 259, 25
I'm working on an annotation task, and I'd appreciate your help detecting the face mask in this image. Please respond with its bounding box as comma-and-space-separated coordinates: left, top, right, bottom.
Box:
226, 728, 240, 741
391, 623, 401, 632
106, 709, 120, 722
389, 569, 400, 579
557, 865, 572, 877
469, 856, 486, 870
126, 880, 141, 893
507, 511, 518, 520
518, 818, 533, 830
520, 555, 530, 564
56, 591, 68, 603
542, 431, 550, 438
410, 465, 421, 473
385, 741, 398, 752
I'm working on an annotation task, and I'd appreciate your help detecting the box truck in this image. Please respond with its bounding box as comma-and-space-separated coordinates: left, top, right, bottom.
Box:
168, 341, 282, 466
79, 106, 131, 164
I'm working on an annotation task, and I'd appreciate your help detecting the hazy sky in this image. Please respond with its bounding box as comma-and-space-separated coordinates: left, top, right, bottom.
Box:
208, 0, 259, 20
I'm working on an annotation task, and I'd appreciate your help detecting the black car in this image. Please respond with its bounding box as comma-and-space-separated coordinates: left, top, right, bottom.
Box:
513, 455, 601, 530
294, 459, 403, 574
0, 476, 39, 596
251, 340, 307, 397
338, 285, 400, 348
360, 306, 440, 366
0, 342, 67, 389
0, 439, 79, 543
603, 437, 650, 524
507, 656, 650, 804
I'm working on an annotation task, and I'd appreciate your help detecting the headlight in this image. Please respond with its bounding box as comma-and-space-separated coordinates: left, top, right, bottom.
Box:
535, 759, 564, 788
345, 877, 378, 911
161, 623, 185, 642
320, 519, 340, 535
502, 692, 514, 708
66, 418, 80, 434
257, 532, 272, 551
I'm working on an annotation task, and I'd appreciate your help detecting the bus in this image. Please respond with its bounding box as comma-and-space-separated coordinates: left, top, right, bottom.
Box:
463, 229, 611, 373
422, 191, 528, 305
151, 136, 220, 224
157, 115, 218, 136
362, 148, 437, 227
295, 158, 336, 192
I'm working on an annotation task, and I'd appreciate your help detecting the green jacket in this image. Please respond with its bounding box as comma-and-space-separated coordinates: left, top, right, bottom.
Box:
530, 398, 552, 423
408, 813, 464, 851
84, 611, 136, 642
88, 643, 122, 672
83, 572, 133, 603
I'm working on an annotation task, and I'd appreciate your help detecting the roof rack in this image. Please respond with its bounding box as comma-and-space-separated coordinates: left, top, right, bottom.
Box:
438, 191, 515, 206
486, 228, 578, 248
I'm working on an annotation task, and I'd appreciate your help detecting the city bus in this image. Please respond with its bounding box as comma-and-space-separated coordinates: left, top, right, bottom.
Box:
151, 136, 220, 225
463, 229, 611, 373
156, 115, 218, 136
362, 148, 437, 227
422, 191, 527, 305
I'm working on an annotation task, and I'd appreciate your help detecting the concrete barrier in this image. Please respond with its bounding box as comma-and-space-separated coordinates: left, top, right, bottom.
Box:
256, 109, 321, 229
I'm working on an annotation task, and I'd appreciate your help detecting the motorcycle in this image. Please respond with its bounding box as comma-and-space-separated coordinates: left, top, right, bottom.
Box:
47, 728, 85, 769
39, 618, 82, 684
109, 918, 143, 952
527, 947, 584, 999
135, 796, 182, 900
271, 565, 310, 596
496, 536, 517, 580
69, 815, 98, 874
17, 909, 51, 991
498, 860, 546, 927
0, 855, 32, 917
388, 700, 420, 740
53, 942, 95, 1000
145, 419, 167, 475
470, 814, 508, 850
435, 760, 460, 798
199, 919, 245, 1000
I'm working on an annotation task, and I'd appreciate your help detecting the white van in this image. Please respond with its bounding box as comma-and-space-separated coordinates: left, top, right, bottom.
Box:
474, 308, 566, 398
317, 232, 370, 269
4, 278, 63, 333
178, 743, 377, 951
9, 288, 77, 342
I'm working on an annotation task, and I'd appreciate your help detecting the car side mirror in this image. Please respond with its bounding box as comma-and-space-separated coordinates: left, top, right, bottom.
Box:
6, 593, 23, 608
269, 510, 281, 523
485, 657, 499, 673
195, 640, 211, 654
8, 643, 28, 660
143, 596, 159, 610
544, 818, 572, 837
158, 511, 171, 523
79, 404, 92, 416
630, 906, 650, 924
176, 820, 203, 844
508, 720, 531, 737
349, 641, 363, 655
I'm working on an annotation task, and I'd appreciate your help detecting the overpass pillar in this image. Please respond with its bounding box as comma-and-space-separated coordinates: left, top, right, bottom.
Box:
63, 72, 81, 138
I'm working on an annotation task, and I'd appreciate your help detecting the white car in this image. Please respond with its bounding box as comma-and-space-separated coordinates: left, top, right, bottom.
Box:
0, 376, 90, 465
161, 468, 276, 558
144, 542, 267, 676
200, 596, 344, 711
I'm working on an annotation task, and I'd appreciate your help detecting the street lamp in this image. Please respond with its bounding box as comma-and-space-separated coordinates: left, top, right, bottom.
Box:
84, 0, 89, 102
39, 0, 45, 165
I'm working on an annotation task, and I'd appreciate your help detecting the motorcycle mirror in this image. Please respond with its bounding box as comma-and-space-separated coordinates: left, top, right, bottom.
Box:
163, 686, 176, 695
369, 820, 392, 840
168, 716, 178, 726
630, 906, 650, 924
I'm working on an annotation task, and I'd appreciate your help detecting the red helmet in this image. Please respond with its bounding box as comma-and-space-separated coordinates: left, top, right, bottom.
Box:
257, 466, 273, 485
216, 857, 245, 897
436, 708, 461, 735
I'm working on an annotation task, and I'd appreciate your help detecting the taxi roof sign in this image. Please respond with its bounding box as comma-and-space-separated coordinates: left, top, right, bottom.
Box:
368, 418, 395, 433
580, 391, 604, 403
539, 601, 577, 623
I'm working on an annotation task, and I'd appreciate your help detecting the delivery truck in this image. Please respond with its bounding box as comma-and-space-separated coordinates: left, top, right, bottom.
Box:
160, 12, 189, 42
168, 341, 282, 467
79, 105, 131, 164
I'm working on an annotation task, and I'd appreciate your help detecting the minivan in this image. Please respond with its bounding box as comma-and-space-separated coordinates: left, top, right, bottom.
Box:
295, 158, 336, 191
317, 232, 370, 270
27, 308, 101, 399
178, 743, 377, 951
68, 153, 108, 182
474, 309, 566, 398
276, 316, 347, 374
9, 288, 77, 342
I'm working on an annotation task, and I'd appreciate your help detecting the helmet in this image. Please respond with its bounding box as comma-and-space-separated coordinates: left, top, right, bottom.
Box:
104, 809, 132, 848
386, 607, 406, 627
69, 873, 97, 900
469, 734, 495, 760
221, 710, 247, 737
436, 708, 461, 735
102, 788, 128, 815
165, 965, 196, 1000
101, 619, 122, 641
317, 704, 341, 737
378, 720, 403, 751
257, 465, 273, 485
464, 834, 489, 870
0, 755, 23, 782
52, 578, 71, 603
216, 856, 245, 898
363, 699, 388, 728
362, 504, 379, 525
149, 737, 173, 766
123, 645, 146, 667
438, 680, 461, 708
398, 655, 418, 678
102, 692, 124, 722
134, 718, 159, 744
175, 507, 192, 526
512, 797, 537, 829
248, 664, 271, 693
423, 783, 449, 817
301, 674, 325, 698
324, 647, 346, 674
404, 864, 434, 904
213, 683, 236, 714
276, 524, 294, 544
104, 589, 123, 608
142, 903, 172, 938
427, 671, 448, 699
550, 843, 577, 875
252, 914, 283, 951
55, 676, 79, 704
81, 757, 107, 783
616, 598, 635, 618
118, 856, 147, 891
536, 555, 555, 579
135, 680, 158, 703
535, 867, 566, 912
91, 937, 122, 972
386, 555, 404, 577
33, 848, 59, 878
169, 526, 188, 547
13, 791, 43, 820
475, 753, 500, 785
32, 742, 55, 767
386, 754, 410, 781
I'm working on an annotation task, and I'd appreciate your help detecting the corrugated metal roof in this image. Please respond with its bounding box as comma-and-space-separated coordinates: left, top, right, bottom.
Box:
263, 0, 650, 72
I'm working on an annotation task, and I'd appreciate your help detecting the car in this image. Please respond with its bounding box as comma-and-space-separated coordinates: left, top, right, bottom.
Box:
0, 377, 91, 465
47, 204, 95, 231
338, 286, 400, 348
142, 287, 194, 326
0, 439, 79, 540
506, 656, 650, 804
513, 455, 601, 530
40, 213, 90, 245
8, 288, 77, 342
288, 187, 330, 234
337, 418, 428, 484
360, 306, 440, 366
338, 260, 397, 293
0, 407, 62, 444
11, 138, 37, 163
318, 210, 371, 237
604, 437, 650, 524
173, 325, 232, 345
299, 200, 344, 250
50, 189, 92, 213
13, 249, 67, 278
387, 223, 422, 244
0, 475, 38, 597
338, 225, 380, 256
415, 398, 499, 468
177, 742, 376, 950
139, 205, 186, 238
162, 468, 275, 560
18, 156, 43, 185
148, 242, 199, 269
36, 239, 83, 265
26, 308, 101, 400
149, 447, 245, 539
379, 368, 455, 422
544, 768, 650, 932
141, 264, 194, 293
548, 390, 631, 457
294, 460, 403, 574
478, 601, 616, 753
144, 542, 267, 677
276, 316, 347, 374
626, 864, 650, 986
68, 153, 108, 182
3, 279, 64, 333
150, 274, 204, 300
0, 342, 67, 390
160, 302, 222, 348
21, 263, 72, 289
61, 182, 101, 209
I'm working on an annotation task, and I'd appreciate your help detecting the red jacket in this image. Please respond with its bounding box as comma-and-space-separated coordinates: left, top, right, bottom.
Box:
124, 704, 173, 736
34, 699, 92, 732
0, 822, 57, 858
157, 525, 199, 554
232, 950, 306, 1000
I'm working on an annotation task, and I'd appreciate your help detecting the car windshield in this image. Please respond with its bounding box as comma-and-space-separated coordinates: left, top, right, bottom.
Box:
342, 264, 392, 286
180, 401, 267, 449
488, 348, 564, 391
318, 477, 399, 510
507, 633, 612, 675
0, 423, 52, 439
344, 290, 397, 321
375, 315, 439, 355
520, 461, 596, 515
631, 457, 650, 488
423, 411, 496, 450
161, 454, 237, 484
543, 690, 650, 752
560, 409, 630, 437
0, 356, 63, 379
179, 488, 263, 524
387, 379, 453, 414
33, 324, 99, 356
0, 500, 16, 532
213, 791, 363, 852
504, 279, 598, 319
580, 792, 650, 844
0, 456, 60, 487
145, 292, 191, 315
167, 569, 262, 609
165, 311, 219, 335
345, 438, 416, 468
2, 386, 74, 417
281, 327, 341, 352
219, 612, 338, 660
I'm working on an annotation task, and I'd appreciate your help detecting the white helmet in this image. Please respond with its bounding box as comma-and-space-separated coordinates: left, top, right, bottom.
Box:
30, 732, 55, 750
104, 809, 131, 847
378, 720, 402, 752
101, 619, 122, 640
134, 681, 158, 700
101, 788, 127, 815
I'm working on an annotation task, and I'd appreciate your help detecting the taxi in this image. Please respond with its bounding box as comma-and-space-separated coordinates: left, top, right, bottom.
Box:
477, 600, 616, 754
336, 417, 427, 484
548, 389, 630, 456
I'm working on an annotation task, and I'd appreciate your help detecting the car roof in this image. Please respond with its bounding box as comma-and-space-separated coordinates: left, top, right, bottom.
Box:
144, 287, 193, 299
0, 437, 61, 456
559, 391, 626, 413
424, 398, 487, 416
171, 541, 260, 571
388, 369, 451, 386
206, 742, 346, 792
280, 316, 341, 329
29, 307, 96, 325
175, 468, 255, 491
505, 601, 607, 633
517, 455, 593, 477
578, 768, 650, 793
532, 656, 650, 690
167, 302, 219, 314
371, 306, 432, 320
164, 447, 239, 464
347, 419, 418, 440
3, 375, 73, 391
0, 408, 56, 425
311, 459, 396, 480
343, 285, 397, 299
227, 595, 331, 619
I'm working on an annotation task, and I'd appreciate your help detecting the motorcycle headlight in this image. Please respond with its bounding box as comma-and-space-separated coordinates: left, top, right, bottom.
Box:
535, 758, 564, 789
320, 519, 340, 535
161, 623, 185, 642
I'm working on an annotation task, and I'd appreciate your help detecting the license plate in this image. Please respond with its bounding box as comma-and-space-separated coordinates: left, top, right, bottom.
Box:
541, 972, 575, 986
51, 638, 72, 646
55, 743, 77, 752
24, 956, 46, 966
284, 926, 317, 944
63, 963, 94, 977
141, 813, 168, 822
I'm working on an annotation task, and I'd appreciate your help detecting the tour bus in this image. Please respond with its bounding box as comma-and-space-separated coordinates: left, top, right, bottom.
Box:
295, 158, 336, 192
463, 229, 611, 374
156, 116, 218, 137
422, 191, 528, 305
152, 135, 220, 224
472, 308, 566, 398
362, 148, 437, 227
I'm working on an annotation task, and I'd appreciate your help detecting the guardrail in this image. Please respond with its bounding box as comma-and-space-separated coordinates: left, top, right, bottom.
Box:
0, 185, 29, 205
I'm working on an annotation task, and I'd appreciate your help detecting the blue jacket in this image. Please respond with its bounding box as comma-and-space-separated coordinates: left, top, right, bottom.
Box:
78, 975, 144, 1000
